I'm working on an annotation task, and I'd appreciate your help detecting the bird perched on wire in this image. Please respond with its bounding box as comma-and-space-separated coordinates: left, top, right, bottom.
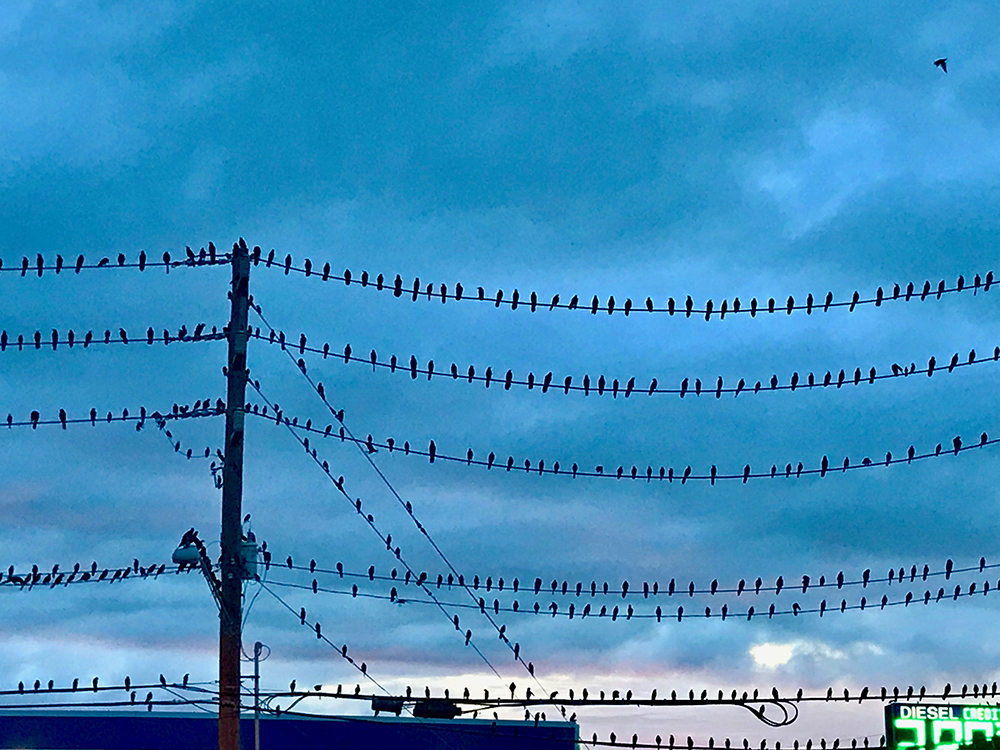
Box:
934, 58, 947, 73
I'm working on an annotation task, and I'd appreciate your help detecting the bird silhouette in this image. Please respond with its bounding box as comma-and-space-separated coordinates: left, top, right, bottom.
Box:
934, 58, 947, 72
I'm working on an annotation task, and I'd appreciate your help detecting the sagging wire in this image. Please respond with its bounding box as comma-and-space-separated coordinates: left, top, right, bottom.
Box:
0, 561, 198, 589
251, 329, 999, 400
250, 681, 996, 712
151, 409, 224, 462
254, 580, 391, 695
244, 378, 505, 682
250, 304, 547, 694
0, 244, 230, 276
262, 574, 1000, 622
0, 678, 214, 697
3, 403, 224, 432
0, 325, 224, 353
271, 553, 996, 599
252, 249, 994, 319
245, 406, 997, 485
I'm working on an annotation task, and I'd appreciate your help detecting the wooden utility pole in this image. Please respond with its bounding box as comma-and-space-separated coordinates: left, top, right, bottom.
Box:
220, 238, 251, 750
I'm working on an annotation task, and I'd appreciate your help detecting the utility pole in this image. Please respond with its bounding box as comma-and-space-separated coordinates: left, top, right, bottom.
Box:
220, 238, 251, 750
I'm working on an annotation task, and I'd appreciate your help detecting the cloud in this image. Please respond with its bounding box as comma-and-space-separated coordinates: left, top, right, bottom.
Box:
0, 0, 256, 179
750, 639, 883, 671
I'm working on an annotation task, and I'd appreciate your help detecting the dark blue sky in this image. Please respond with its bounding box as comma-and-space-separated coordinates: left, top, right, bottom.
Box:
0, 0, 998, 744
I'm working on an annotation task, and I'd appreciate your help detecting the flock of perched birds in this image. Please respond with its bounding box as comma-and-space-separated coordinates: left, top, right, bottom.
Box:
266, 245, 992, 318
6, 401, 224, 431
245, 401, 990, 484
282, 576, 996, 624
3, 241, 991, 322
255, 328, 998, 398
0, 245, 227, 275
275, 555, 984, 598
0, 559, 188, 588
0, 324, 223, 352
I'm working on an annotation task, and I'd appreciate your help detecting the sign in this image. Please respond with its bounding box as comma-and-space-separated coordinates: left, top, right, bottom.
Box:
886, 704, 1000, 750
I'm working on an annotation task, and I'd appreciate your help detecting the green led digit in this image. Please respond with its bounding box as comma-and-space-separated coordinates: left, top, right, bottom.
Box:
965, 721, 995, 744
932, 719, 964, 750
893, 719, 926, 749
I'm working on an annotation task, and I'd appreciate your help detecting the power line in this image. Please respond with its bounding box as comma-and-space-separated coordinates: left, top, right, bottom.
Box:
263, 574, 1000, 622
252, 682, 994, 710
250, 303, 548, 691
254, 580, 391, 694
0, 680, 215, 697
244, 405, 997, 484
250, 329, 999, 399
244, 379, 506, 682
270, 553, 995, 599
252, 249, 994, 318
0, 244, 230, 276
3, 402, 224, 431
0, 561, 200, 589
0, 325, 225, 352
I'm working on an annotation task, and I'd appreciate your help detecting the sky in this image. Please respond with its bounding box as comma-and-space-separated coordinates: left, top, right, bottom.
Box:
0, 0, 998, 745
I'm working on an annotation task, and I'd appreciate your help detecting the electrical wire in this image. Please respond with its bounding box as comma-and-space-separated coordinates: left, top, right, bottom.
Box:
262, 574, 1000, 622
0, 325, 224, 353
252, 682, 995, 711
0, 562, 199, 589
2, 403, 224, 431
269, 553, 996, 599
244, 405, 997, 484
244, 379, 505, 681
250, 328, 999, 399
151, 410, 223, 463
250, 303, 547, 690
0, 245, 230, 276
252, 249, 994, 318
248, 700, 891, 750
255, 580, 391, 694
0, 680, 214, 697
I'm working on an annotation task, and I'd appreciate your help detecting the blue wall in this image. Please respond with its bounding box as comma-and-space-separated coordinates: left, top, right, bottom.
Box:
0, 711, 578, 749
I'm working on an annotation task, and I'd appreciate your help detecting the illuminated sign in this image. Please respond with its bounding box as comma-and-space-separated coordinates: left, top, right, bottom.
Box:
886, 704, 1000, 750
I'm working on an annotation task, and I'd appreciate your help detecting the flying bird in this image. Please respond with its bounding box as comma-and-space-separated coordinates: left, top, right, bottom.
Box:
934, 58, 947, 73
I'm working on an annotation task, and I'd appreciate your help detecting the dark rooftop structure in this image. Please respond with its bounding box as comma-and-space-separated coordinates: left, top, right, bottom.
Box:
0, 711, 579, 749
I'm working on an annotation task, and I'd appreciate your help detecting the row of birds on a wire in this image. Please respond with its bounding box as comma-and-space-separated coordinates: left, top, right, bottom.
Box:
268, 681, 998, 707
2, 675, 194, 695
553, 732, 871, 750
247, 402, 994, 483
271, 553, 991, 598
6, 675, 985, 750
0, 559, 191, 588
0, 246, 228, 275
269, 574, 998, 622
4, 240, 991, 322
256, 247, 993, 318
0, 324, 223, 351
4, 316, 995, 402
0, 676, 205, 714
256, 329, 998, 398
248, 407, 538, 678
5, 401, 224, 430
